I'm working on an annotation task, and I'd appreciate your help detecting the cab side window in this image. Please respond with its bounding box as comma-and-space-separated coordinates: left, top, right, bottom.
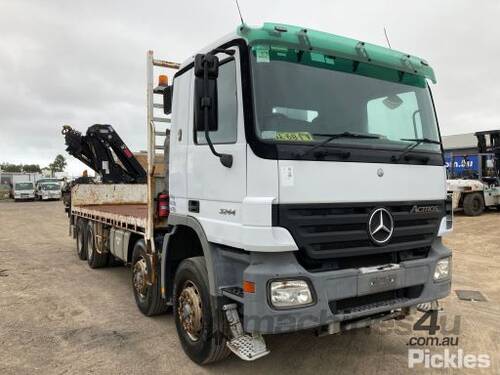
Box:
196, 59, 237, 144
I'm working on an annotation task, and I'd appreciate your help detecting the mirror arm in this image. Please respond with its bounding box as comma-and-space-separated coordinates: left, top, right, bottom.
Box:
202, 56, 233, 168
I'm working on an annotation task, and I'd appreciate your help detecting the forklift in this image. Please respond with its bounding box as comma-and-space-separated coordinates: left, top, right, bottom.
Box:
447, 130, 500, 216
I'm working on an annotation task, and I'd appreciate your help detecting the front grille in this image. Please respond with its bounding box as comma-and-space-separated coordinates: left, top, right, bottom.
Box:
273, 201, 443, 268
329, 285, 424, 315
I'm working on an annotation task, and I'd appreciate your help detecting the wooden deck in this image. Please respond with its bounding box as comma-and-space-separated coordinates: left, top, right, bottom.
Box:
72, 204, 147, 232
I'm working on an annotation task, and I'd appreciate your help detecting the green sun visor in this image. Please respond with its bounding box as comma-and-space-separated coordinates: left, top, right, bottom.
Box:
237, 22, 436, 84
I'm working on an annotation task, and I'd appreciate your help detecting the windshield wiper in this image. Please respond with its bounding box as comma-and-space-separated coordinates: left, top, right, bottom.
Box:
299, 131, 381, 158
392, 137, 441, 162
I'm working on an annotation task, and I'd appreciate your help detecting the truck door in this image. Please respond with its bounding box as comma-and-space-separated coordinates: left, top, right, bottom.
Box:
168, 68, 192, 215
186, 50, 246, 239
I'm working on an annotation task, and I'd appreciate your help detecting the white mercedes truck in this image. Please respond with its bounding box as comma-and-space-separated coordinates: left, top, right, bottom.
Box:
65, 22, 453, 364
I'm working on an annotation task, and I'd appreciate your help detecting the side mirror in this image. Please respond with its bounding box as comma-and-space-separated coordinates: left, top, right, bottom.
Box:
194, 54, 219, 132
192, 52, 233, 168
163, 86, 173, 115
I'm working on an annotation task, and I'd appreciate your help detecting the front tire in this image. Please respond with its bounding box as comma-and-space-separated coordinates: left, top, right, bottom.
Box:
174, 257, 230, 364
463, 192, 485, 216
131, 240, 169, 316
86, 222, 108, 268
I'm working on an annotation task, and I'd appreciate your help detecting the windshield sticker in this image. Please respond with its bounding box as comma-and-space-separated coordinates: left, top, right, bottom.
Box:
261, 130, 277, 139
255, 47, 270, 63
325, 56, 335, 65
275, 132, 314, 142
310, 52, 325, 63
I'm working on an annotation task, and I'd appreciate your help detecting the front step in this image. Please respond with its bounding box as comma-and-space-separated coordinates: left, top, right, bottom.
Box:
226, 334, 270, 361
223, 303, 270, 361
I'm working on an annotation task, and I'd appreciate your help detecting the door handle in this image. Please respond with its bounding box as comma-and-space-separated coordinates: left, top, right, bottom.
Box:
188, 200, 199, 213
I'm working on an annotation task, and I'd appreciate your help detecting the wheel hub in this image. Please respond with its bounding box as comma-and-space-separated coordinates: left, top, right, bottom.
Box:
177, 282, 203, 341
133, 257, 148, 300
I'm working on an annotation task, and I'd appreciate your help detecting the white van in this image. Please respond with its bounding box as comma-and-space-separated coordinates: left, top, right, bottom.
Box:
13, 182, 35, 201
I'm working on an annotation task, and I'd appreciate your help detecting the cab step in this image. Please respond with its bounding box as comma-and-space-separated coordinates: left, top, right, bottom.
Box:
222, 303, 270, 361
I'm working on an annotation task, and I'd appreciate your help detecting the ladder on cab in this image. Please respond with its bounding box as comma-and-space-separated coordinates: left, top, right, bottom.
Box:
146, 50, 180, 246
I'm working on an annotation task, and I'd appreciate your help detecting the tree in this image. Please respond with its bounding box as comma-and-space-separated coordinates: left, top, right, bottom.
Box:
0, 163, 23, 172
22, 164, 41, 173
49, 154, 67, 176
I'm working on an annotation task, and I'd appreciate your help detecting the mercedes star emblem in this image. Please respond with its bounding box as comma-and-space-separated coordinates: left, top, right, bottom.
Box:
368, 208, 394, 245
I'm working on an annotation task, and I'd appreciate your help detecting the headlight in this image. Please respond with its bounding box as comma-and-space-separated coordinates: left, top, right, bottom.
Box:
434, 257, 451, 281
269, 280, 313, 308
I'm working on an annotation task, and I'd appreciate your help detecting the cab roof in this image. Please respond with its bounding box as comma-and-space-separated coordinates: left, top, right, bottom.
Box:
236, 22, 436, 83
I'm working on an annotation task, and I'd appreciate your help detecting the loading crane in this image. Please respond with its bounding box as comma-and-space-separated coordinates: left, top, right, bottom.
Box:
62, 124, 146, 184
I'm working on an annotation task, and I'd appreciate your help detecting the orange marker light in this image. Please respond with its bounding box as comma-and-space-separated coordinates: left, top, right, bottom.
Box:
158, 74, 168, 86
243, 280, 255, 294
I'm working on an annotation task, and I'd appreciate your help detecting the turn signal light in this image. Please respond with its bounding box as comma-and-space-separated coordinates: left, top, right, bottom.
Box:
243, 280, 255, 294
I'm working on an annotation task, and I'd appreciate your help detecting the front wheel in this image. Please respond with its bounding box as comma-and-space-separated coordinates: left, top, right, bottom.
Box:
174, 257, 230, 364
463, 192, 485, 216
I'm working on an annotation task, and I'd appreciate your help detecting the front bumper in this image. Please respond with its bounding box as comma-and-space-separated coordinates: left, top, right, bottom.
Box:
242, 238, 451, 334
42, 194, 61, 200
15, 194, 35, 200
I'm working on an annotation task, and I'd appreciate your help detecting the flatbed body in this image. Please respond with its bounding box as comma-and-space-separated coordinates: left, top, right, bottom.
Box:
69, 183, 164, 235
72, 203, 147, 232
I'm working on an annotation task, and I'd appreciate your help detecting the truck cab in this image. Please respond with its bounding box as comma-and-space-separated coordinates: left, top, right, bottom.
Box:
161, 23, 452, 362
37, 182, 62, 201
13, 182, 35, 201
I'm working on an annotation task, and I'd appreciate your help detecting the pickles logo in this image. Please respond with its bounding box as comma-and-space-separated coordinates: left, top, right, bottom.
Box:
409, 349, 490, 369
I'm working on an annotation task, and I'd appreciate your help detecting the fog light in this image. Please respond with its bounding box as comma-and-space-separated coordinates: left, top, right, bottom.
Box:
433, 257, 451, 281
269, 280, 313, 308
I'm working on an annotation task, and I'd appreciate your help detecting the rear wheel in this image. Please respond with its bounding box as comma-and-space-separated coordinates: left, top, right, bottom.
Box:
86, 222, 108, 268
463, 192, 485, 216
174, 257, 230, 364
131, 239, 169, 316
75, 219, 87, 260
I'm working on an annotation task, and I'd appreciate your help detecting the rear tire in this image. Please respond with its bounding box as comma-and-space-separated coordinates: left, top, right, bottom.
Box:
463, 193, 484, 216
131, 239, 169, 316
86, 222, 108, 268
76, 219, 87, 260
174, 257, 230, 364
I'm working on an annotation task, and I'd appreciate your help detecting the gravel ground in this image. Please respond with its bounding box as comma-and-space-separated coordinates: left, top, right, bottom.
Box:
0, 200, 498, 374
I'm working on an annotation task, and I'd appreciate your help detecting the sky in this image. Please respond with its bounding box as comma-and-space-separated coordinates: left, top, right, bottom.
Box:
0, 0, 499, 175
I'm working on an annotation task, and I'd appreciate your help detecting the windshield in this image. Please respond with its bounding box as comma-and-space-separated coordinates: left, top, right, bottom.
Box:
15, 183, 33, 190
41, 184, 60, 191
38, 179, 59, 185
250, 46, 441, 154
